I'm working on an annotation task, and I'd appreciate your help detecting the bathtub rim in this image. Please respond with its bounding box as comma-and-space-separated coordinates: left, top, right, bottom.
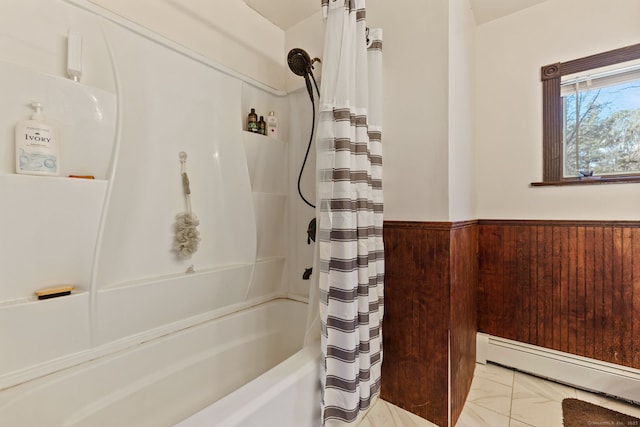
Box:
0, 296, 308, 392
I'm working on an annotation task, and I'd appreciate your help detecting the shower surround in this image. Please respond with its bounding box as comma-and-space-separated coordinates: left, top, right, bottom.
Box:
0, 0, 317, 421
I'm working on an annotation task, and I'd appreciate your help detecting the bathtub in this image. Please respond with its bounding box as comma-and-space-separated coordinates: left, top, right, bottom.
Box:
177, 340, 322, 427
0, 298, 321, 427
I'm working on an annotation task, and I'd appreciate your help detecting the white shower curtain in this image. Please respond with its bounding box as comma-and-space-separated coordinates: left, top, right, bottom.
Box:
316, 0, 384, 425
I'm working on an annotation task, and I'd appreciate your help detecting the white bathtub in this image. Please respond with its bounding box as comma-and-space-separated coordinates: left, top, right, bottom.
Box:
177, 340, 322, 427
0, 298, 321, 427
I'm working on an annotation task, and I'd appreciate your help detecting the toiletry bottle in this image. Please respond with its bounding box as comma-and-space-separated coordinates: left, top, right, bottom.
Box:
15, 102, 60, 176
247, 108, 258, 133
258, 115, 266, 135
267, 111, 278, 139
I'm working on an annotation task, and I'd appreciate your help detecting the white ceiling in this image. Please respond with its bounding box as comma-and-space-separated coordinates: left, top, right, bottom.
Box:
243, 0, 549, 30
243, 0, 319, 30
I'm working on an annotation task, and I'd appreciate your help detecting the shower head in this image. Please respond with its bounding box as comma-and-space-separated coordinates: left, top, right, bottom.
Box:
287, 48, 313, 77
287, 48, 320, 102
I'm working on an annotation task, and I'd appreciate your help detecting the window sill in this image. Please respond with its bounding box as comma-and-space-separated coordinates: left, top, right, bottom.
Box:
531, 176, 640, 187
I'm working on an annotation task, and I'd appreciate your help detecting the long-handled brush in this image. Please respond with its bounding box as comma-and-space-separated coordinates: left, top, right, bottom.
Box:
174, 151, 200, 272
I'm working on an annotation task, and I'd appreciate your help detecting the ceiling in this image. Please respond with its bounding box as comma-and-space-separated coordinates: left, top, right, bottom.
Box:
243, 0, 549, 30
243, 0, 318, 30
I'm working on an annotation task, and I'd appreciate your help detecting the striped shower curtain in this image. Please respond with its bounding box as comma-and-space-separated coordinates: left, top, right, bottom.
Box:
317, 0, 384, 425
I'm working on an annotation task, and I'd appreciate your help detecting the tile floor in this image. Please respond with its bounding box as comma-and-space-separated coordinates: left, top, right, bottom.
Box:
361, 362, 640, 427
359, 398, 438, 427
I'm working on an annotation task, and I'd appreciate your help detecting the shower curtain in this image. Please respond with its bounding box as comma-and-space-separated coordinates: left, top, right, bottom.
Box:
316, 0, 384, 425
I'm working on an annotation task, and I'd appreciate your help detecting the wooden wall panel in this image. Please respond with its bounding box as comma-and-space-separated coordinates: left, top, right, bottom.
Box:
381, 221, 477, 427
478, 220, 640, 369
383, 218, 640, 427
381, 222, 450, 427
449, 222, 478, 425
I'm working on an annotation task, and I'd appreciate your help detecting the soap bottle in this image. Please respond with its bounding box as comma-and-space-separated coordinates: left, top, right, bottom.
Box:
266, 111, 278, 139
247, 108, 258, 133
15, 102, 60, 176
258, 115, 266, 135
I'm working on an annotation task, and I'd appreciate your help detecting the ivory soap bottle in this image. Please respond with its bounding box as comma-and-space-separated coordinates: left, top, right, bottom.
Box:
15, 102, 59, 176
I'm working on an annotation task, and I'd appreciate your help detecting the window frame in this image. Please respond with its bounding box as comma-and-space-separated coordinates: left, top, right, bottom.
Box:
535, 42, 640, 186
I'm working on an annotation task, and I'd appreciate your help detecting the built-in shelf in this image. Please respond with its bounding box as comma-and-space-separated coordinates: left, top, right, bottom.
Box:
95, 264, 255, 344
0, 174, 107, 303
100, 263, 255, 291
242, 130, 284, 145
0, 291, 88, 308
0, 172, 108, 184
0, 59, 117, 180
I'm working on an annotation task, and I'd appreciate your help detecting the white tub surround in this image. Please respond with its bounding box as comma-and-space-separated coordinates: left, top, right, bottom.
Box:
0, 0, 302, 392
0, 300, 308, 427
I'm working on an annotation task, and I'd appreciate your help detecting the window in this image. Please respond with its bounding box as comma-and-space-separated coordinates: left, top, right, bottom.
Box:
562, 64, 640, 177
537, 43, 640, 185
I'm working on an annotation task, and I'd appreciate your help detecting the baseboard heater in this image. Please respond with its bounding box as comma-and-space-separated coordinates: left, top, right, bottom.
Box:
476, 333, 640, 405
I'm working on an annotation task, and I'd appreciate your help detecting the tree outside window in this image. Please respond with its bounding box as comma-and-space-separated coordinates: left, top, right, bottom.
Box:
563, 80, 640, 177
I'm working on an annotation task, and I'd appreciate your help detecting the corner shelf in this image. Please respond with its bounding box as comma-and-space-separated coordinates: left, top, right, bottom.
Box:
242, 130, 284, 144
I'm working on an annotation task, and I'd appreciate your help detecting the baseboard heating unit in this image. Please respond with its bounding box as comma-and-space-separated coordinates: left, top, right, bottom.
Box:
476, 333, 640, 405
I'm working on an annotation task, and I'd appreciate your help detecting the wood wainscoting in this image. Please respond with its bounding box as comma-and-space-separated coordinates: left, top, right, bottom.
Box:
478, 220, 640, 370
381, 221, 478, 427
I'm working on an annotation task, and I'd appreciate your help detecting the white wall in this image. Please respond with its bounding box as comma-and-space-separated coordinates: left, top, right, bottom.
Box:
475, 0, 640, 220
284, 1, 468, 225
449, 0, 477, 222
368, 0, 451, 221
285, 11, 325, 94
86, 0, 286, 91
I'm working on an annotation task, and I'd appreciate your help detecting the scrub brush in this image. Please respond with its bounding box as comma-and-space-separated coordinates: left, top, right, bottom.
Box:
174, 151, 200, 271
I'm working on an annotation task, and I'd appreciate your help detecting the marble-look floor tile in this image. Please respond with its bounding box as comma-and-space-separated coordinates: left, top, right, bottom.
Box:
465, 375, 513, 417
456, 401, 510, 427
360, 399, 438, 427
510, 372, 577, 427
374, 364, 638, 427
508, 418, 537, 427
473, 362, 515, 387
